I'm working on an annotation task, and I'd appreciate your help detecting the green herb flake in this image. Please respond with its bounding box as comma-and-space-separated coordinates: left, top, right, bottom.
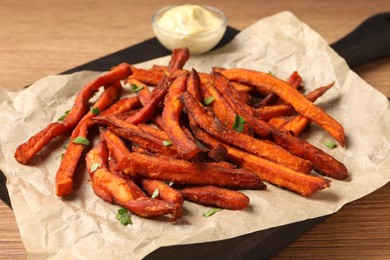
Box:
268, 70, 273, 76
131, 84, 144, 92
90, 163, 101, 173
90, 106, 100, 115
162, 140, 173, 147
203, 97, 214, 106
58, 110, 70, 121
151, 188, 160, 199
115, 207, 132, 226
203, 208, 222, 218
232, 115, 246, 133
71, 136, 90, 146
63, 144, 68, 149
324, 140, 337, 149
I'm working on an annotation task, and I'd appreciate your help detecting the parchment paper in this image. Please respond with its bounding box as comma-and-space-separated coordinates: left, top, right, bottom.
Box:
1, 11, 390, 259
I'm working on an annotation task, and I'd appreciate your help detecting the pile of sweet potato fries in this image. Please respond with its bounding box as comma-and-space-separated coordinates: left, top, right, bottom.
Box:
14, 48, 348, 221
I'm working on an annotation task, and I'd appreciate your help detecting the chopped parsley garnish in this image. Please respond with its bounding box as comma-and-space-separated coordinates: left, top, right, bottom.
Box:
71, 136, 90, 146
90, 163, 101, 173
162, 140, 173, 146
151, 188, 160, 199
203, 208, 222, 218
324, 140, 336, 149
58, 110, 70, 121
90, 106, 100, 115
131, 84, 144, 92
232, 115, 246, 133
203, 97, 214, 106
115, 207, 132, 226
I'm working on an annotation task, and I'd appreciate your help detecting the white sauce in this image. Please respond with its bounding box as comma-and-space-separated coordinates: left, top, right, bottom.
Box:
157, 4, 223, 35
153, 4, 226, 54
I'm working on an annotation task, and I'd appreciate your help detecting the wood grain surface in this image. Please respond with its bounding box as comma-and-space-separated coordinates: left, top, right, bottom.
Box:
1, 1, 390, 259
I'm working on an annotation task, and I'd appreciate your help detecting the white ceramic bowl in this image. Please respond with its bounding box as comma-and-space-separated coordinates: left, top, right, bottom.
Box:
151, 5, 227, 55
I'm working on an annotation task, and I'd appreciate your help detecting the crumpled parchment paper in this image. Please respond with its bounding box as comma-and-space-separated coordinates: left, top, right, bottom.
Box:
1, 11, 389, 259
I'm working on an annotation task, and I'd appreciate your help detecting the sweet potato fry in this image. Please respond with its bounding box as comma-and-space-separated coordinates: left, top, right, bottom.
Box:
198, 74, 253, 135
99, 96, 141, 117
141, 179, 184, 206
119, 151, 265, 190
268, 116, 293, 129
256, 104, 297, 121
55, 83, 121, 196
86, 141, 180, 220
168, 47, 190, 72
126, 78, 150, 105
199, 74, 240, 131
271, 130, 348, 180
230, 82, 256, 93
124, 49, 190, 124
129, 65, 164, 86
208, 143, 228, 162
100, 129, 132, 166
180, 91, 313, 173
213, 72, 272, 138
138, 123, 170, 141
14, 63, 132, 164
186, 69, 202, 102
125, 75, 173, 124
279, 82, 335, 135
162, 74, 201, 160
94, 116, 179, 157
102, 129, 183, 219
280, 115, 310, 136
222, 68, 345, 146
181, 185, 249, 210
257, 71, 303, 107
255, 82, 335, 120
191, 125, 331, 196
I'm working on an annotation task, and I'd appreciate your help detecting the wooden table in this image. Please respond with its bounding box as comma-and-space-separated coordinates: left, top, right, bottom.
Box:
1, 1, 389, 259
